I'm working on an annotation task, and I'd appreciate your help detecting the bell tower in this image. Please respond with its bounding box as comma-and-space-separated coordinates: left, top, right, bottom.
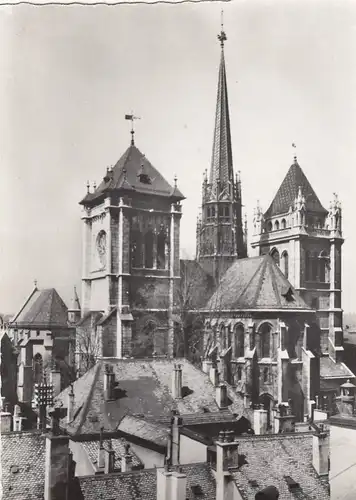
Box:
196, 22, 247, 283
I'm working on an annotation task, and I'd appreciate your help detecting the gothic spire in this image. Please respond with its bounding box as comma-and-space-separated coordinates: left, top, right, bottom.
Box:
209, 20, 234, 195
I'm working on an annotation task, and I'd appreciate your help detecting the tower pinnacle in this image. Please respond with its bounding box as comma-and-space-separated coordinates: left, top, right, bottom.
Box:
218, 10, 227, 48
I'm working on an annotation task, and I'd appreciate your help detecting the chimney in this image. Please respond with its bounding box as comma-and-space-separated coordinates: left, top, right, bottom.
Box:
273, 403, 295, 434
67, 384, 75, 423
1, 408, 12, 432
104, 364, 115, 401
253, 407, 268, 435
172, 364, 183, 399
216, 431, 239, 500
216, 384, 228, 409
50, 369, 61, 398
97, 427, 105, 469
44, 407, 73, 500
121, 443, 133, 472
202, 358, 213, 374
312, 424, 330, 476
169, 414, 182, 466
13, 404, 26, 432
157, 467, 172, 500
171, 468, 187, 500
210, 366, 220, 387
104, 440, 115, 474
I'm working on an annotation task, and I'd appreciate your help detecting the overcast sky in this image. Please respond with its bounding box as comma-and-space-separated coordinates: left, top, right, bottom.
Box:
1, 1, 356, 314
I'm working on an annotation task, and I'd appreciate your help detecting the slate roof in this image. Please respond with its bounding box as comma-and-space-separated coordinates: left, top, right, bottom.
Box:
320, 356, 354, 379
1, 431, 45, 500
78, 463, 216, 500
231, 433, 329, 500
180, 259, 215, 310
264, 158, 327, 218
206, 254, 311, 311
81, 438, 143, 471
118, 415, 169, 447
57, 358, 245, 435
10, 287, 69, 329
80, 144, 184, 206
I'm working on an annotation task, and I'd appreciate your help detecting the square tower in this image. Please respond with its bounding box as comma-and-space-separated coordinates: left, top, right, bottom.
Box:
251, 157, 344, 363
79, 141, 184, 359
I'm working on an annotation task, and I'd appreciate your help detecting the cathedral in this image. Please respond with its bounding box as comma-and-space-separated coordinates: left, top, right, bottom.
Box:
77, 24, 353, 420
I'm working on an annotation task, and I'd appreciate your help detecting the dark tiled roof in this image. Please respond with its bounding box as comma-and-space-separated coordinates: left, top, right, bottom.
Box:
320, 356, 354, 379
118, 415, 169, 447
1, 431, 45, 499
206, 255, 311, 311
57, 358, 245, 435
80, 144, 184, 206
231, 433, 329, 500
10, 287, 69, 329
81, 438, 142, 470
78, 463, 216, 500
264, 159, 327, 218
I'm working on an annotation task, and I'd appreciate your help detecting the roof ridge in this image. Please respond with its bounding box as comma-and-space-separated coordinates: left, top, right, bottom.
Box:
75, 363, 102, 435
11, 286, 38, 323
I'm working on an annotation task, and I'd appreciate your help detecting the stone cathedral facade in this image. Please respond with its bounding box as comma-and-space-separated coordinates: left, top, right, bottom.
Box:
76, 24, 353, 420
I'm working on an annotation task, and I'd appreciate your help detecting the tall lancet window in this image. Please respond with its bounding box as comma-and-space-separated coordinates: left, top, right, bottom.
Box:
33, 353, 43, 385
144, 230, 154, 268
157, 227, 166, 269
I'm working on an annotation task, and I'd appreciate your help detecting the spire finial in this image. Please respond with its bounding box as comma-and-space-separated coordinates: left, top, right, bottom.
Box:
218, 10, 227, 48
34, 279, 37, 288
174, 174, 177, 188
86, 180, 90, 194
125, 113, 141, 146
292, 143, 297, 163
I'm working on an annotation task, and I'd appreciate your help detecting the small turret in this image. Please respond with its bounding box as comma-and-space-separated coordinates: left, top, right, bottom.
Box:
68, 286, 81, 325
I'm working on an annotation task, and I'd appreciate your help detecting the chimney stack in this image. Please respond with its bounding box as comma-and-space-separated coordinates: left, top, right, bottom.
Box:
171, 468, 188, 500
67, 384, 75, 423
44, 407, 74, 500
169, 413, 182, 466
1, 403, 12, 432
209, 366, 220, 387
121, 443, 133, 472
253, 406, 268, 435
13, 404, 26, 432
312, 424, 330, 476
172, 364, 183, 399
273, 402, 295, 434
104, 364, 115, 401
216, 384, 228, 409
156, 466, 173, 500
97, 427, 105, 469
216, 431, 239, 500
104, 440, 115, 474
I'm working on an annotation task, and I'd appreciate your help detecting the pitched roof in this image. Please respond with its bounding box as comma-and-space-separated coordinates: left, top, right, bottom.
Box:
118, 415, 169, 448
264, 158, 327, 218
78, 463, 216, 500
1, 431, 45, 500
81, 438, 143, 471
206, 255, 311, 311
80, 144, 184, 206
231, 433, 329, 500
180, 259, 215, 310
209, 37, 234, 194
320, 356, 354, 379
10, 287, 69, 329
57, 358, 245, 435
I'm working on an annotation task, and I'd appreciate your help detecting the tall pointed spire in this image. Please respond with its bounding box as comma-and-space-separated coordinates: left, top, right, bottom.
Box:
209, 13, 233, 196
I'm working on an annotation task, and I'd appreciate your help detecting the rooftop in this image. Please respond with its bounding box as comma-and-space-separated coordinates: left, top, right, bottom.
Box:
10, 287, 69, 330
80, 144, 184, 206
78, 462, 216, 500
231, 433, 329, 500
206, 254, 311, 311
81, 437, 143, 471
320, 357, 354, 379
264, 158, 327, 218
57, 358, 245, 435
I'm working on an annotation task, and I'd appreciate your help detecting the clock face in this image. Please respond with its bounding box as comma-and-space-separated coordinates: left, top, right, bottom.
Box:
96, 231, 107, 268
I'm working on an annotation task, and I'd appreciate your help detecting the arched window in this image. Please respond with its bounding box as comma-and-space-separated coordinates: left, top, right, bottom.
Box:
134, 320, 155, 357
131, 229, 143, 268
259, 323, 271, 358
157, 228, 166, 270
281, 219, 286, 229
263, 367, 269, 383
267, 221, 273, 232
220, 324, 226, 349
207, 207, 211, 219
33, 353, 43, 385
211, 207, 216, 218
281, 251, 289, 278
319, 250, 329, 283
237, 366, 242, 381
271, 248, 280, 266
234, 324, 245, 358
144, 230, 154, 268
275, 220, 280, 231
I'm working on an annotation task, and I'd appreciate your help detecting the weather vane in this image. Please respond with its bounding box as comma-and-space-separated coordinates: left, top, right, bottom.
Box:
218, 10, 227, 48
125, 113, 141, 146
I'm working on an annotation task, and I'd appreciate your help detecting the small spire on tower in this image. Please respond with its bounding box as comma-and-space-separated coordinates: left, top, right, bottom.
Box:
218, 10, 227, 48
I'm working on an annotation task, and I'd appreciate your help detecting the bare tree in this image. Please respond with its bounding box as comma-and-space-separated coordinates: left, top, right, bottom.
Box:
75, 322, 102, 376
